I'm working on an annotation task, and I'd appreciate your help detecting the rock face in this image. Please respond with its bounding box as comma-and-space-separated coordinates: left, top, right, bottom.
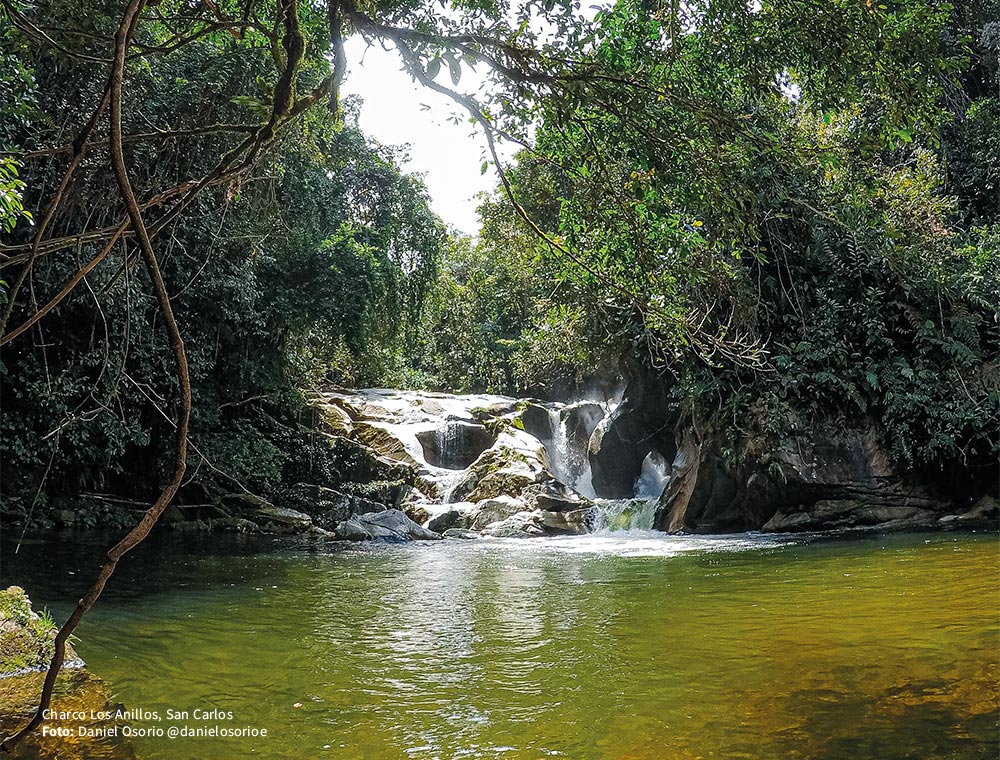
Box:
653, 424, 979, 533
416, 421, 495, 469
162, 379, 990, 539
587, 373, 675, 499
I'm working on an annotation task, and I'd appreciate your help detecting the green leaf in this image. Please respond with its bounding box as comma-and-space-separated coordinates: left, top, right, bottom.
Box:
427, 59, 441, 80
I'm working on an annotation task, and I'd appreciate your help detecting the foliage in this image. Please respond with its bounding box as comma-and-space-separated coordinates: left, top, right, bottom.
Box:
0, 5, 444, 517
443, 0, 999, 473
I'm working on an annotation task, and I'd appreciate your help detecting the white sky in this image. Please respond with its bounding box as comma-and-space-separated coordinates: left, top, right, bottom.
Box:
341, 38, 506, 236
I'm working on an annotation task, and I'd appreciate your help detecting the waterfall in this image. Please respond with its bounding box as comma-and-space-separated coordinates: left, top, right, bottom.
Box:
634, 451, 671, 499
544, 404, 601, 499
590, 499, 658, 532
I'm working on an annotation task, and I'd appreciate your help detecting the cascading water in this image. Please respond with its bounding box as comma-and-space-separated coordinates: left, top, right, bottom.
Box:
590, 498, 659, 532
544, 405, 599, 499
634, 450, 671, 499
317, 387, 675, 534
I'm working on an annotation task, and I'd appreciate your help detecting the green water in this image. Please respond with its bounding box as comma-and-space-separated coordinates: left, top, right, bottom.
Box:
2, 530, 998, 759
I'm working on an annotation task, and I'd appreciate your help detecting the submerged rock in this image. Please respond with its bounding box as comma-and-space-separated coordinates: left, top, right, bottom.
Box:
1, 588, 135, 759
442, 528, 481, 539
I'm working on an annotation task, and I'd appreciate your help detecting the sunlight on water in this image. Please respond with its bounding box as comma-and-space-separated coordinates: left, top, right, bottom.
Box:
3, 530, 997, 760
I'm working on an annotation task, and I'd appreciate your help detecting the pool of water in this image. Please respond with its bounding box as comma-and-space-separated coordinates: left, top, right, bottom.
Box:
2, 529, 998, 759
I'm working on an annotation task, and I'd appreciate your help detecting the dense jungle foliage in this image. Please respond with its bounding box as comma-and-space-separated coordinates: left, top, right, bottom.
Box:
0, 0, 997, 525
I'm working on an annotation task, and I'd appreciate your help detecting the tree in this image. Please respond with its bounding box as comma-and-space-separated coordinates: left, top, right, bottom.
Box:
1, 0, 993, 748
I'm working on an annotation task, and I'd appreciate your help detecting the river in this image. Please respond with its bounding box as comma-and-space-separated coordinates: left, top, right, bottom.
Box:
2, 529, 998, 759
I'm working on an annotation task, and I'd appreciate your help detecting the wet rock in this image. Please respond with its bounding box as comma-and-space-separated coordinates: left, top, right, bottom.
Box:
427, 508, 466, 533
335, 509, 443, 542
211, 517, 260, 533
443, 528, 481, 539
450, 442, 547, 503
533, 490, 591, 513
518, 402, 554, 440
539, 507, 595, 535
588, 409, 646, 498
468, 496, 527, 531
481, 511, 546, 538
416, 421, 495, 470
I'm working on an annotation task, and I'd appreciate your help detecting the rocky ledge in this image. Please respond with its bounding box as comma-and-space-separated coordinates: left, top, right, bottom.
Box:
0, 587, 134, 759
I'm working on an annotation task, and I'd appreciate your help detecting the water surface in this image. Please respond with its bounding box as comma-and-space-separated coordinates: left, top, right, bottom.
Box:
2, 530, 997, 759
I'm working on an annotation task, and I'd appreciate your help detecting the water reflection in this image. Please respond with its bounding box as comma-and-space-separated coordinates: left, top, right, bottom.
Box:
1, 531, 996, 760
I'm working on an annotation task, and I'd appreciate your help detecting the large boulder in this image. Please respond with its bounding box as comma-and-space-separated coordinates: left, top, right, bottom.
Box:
426, 502, 477, 533
468, 496, 528, 531
449, 441, 548, 503
0, 588, 137, 758
335, 509, 443, 542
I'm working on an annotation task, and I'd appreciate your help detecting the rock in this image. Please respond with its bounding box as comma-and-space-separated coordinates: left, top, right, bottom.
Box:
329, 435, 417, 485
52, 509, 76, 527
403, 502, 430, 526
539, 507, 595, 535
518, 402, 554, 440
588, 409, 646, 498
416, 421, 496, 469
443, 528, 481, 539
960, 495, 999, 524
337, 479, 410, 508
468, 496, 527, 531
761, 511, 814, 532
311, 399, 353, 435
533, 490, 591, 512
253, 505, 312, 532
427, 508, 464, 533
211, 517, 260, 533
451, 443, 545, 503
335, 509, 443, 542
656, 422, 962, 533
470, 400, 519, 421
481, 510, 546, 538
352, 422, 420, 468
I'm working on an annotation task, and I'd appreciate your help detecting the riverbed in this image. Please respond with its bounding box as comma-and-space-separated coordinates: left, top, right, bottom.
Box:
2, 529, 998, 759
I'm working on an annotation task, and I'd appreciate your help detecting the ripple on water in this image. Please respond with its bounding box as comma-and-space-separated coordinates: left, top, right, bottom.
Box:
1, 530, 996, 760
